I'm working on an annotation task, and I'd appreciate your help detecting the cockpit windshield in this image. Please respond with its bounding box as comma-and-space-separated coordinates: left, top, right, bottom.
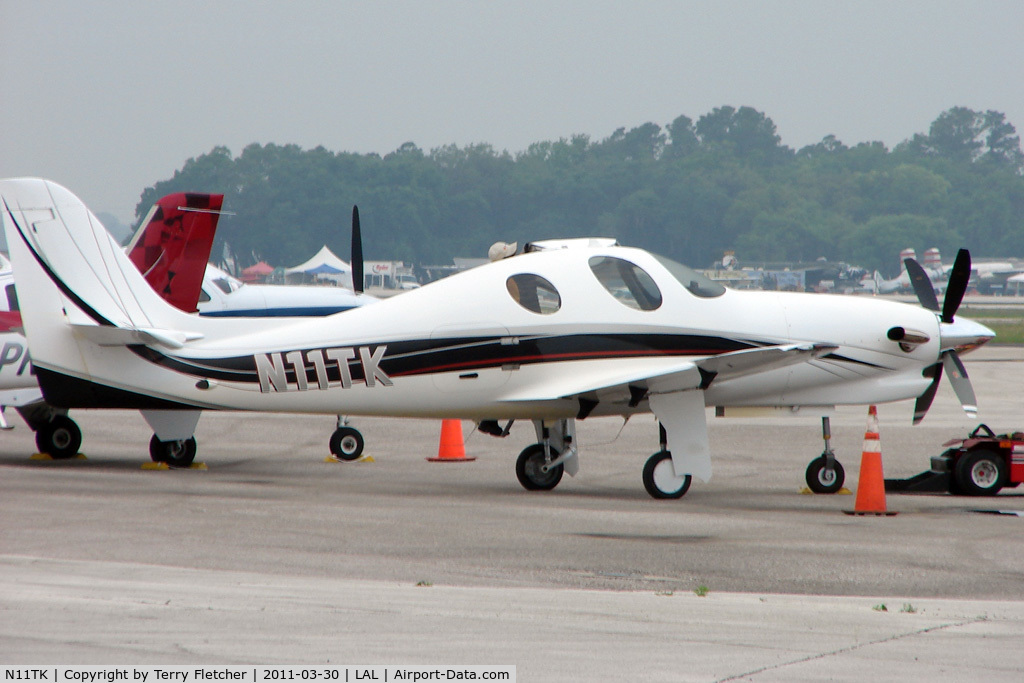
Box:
652, 254, 726, 298
210, 274, 243, 294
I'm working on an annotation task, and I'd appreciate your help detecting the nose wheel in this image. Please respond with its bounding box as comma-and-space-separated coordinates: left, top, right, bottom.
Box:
805, 416, 845, 494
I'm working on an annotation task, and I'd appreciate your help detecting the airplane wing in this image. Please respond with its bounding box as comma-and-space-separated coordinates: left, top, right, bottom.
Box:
498, 342, 836, 484
498, 342, 836, 404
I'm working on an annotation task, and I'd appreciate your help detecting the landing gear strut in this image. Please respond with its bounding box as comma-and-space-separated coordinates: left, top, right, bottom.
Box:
805, 416, 845, 494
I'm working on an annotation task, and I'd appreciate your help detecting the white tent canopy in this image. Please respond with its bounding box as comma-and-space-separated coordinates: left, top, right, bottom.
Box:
285, 245, 353, 288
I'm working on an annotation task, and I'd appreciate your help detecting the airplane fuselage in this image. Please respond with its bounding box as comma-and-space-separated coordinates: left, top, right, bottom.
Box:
32, 245, 945, 420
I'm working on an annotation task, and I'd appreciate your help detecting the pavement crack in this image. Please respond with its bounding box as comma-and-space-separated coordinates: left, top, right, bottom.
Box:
715, 616, 986, 682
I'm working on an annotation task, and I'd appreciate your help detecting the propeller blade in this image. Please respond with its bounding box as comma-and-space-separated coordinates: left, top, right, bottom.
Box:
941, 248, 971, 324
913, 362, 942, 425
351, 205, 364, 294
904, 257, 939, 312
942, 350, 978, 417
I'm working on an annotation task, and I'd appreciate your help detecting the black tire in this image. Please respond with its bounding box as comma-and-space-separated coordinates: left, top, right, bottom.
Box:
954, 449, 1005, 496
329, 426, 365, 461
35, 415, 82, 459
642, 450, 692, 499
515, 444, 563, 491
149, 434, 197, 468
805, 456, 845, 494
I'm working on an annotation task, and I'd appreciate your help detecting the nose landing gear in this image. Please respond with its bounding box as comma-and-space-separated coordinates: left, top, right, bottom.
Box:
805, 416, 846, 494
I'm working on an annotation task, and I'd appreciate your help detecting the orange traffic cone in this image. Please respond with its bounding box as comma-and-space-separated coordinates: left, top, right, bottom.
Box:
427, 419, 476, 462
845, 405, 897, 516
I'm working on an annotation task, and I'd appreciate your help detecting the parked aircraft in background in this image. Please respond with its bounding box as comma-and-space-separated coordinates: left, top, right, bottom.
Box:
863, 248, 1024, 295
1, 178, 995, 499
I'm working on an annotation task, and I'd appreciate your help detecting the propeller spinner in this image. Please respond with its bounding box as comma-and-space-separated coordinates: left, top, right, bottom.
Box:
905, 249, 994, 423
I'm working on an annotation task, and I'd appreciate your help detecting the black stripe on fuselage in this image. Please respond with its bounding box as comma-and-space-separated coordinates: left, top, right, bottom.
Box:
129, 333, 765, 386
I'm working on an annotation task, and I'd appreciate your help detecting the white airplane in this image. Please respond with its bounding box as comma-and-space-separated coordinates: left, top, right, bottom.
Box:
862, 248, 947, 294
127, 194, 376, 318
0, 178, 995, 499
0, 191, 375, 460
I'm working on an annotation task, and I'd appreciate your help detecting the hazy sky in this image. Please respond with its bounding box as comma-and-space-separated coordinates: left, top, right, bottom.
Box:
3, 0, 1023, 224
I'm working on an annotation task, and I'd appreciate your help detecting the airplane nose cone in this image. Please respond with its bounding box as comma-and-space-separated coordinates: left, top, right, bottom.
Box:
939, 316, 995, 354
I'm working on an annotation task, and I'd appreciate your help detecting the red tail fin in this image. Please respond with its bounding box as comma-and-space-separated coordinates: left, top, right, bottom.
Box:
126, 193, 224, 312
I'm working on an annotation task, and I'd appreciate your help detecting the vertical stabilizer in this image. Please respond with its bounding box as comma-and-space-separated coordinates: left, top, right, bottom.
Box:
0, 178, 207, 375
126, 193, 225, 312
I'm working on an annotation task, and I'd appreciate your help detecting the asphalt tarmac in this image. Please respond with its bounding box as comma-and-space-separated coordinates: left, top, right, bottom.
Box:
2, 346, 1023, 680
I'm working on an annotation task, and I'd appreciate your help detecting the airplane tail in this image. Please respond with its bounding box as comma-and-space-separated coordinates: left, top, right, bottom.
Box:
2, 177, 307, 419
125, 192, 225, 312
0, 179, 223, 399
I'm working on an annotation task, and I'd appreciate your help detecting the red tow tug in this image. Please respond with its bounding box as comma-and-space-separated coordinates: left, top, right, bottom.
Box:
886, 424, 1024, 496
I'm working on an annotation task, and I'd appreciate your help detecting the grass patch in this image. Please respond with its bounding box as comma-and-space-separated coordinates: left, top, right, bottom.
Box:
984, 320, 1024, 345
694, 585, 709, 597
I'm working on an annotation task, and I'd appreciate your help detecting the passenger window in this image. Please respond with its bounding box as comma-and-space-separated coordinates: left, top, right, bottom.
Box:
588, 257, 662, 311
507, 274, 561, 314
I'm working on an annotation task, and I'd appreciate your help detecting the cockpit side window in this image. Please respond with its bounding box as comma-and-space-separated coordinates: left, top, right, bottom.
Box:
588, 256, 663, 311
5, 284, 19, 311
198, 288, 212, 303
653, 254, 726, 298
212, 278, 236, 294
507, 274, 561, 314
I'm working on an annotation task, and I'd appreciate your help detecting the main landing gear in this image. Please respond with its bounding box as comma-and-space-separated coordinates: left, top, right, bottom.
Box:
642, 425, 692, 499
514, 419, 577, 491
486, 418, 695, 500
804, 416, 846, 494
35, 414, 83, 460
329, 415, 365, 461
14, 404, 83, 459
149, 435, 198, 467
